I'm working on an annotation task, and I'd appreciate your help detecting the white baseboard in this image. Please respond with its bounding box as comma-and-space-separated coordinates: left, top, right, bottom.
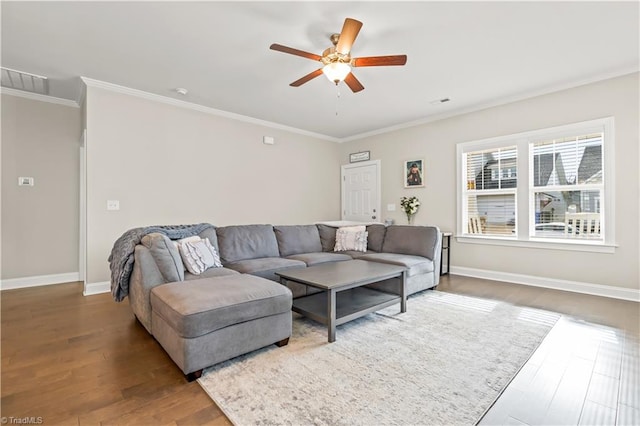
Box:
0, 272, 80, 291
83, 281, 111, 296
450, 266, 640, 302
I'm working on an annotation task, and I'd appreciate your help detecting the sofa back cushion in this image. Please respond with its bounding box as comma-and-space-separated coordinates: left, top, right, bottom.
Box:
141, 233, 184, 283
197, 226, 221, 253
317, 224, 338, 252
382, 225, 440, 260
216, 225, 280, 263
274, 225, 323, 257
366, 224, 387, 252
317, 224, 386, 253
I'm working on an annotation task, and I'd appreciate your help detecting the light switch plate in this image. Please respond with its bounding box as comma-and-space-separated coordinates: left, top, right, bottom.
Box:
263, 136, 275, 145
18, 177, 34, 186
107, 200, 120, 211
387, 204, 396, 211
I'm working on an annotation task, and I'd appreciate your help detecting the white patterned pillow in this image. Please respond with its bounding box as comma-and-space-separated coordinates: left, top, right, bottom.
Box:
334, 226, 368, 252
174, 236, 203, 271
177, 237, 222, 275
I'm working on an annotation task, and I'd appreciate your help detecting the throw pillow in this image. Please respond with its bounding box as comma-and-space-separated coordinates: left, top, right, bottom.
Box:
174, 236, 203, 271
334, 226, 368, 252
177, 237, 222, 275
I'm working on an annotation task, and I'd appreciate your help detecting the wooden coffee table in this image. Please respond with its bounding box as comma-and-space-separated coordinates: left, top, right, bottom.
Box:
276, 259, 407, 342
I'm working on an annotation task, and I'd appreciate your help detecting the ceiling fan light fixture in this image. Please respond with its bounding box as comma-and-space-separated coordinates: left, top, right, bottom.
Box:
322, 62, 351, 84
270, 17, 405, 93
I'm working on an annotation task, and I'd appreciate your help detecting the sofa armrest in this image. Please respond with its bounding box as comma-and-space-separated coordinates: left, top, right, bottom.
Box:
382, 225, 442, 281
129, 245, 168, 333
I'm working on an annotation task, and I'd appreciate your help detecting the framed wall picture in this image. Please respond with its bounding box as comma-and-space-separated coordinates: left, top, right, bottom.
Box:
404, 159, 424, 188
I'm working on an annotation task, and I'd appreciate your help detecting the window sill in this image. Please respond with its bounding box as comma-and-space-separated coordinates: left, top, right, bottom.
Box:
455, 235, 616, 253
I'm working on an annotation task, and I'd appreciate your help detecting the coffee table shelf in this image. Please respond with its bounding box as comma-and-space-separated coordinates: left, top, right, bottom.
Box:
276, 260, 407, 342
293, 287, 400, 327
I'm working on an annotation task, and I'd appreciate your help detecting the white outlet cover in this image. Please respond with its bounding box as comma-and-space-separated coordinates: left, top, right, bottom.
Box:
263, 136, 275, 145
387, 204, 396, 211
107, 200, 120, 210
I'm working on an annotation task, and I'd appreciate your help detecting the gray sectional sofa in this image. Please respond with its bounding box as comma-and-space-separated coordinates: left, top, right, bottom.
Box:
127, 223, 441, 379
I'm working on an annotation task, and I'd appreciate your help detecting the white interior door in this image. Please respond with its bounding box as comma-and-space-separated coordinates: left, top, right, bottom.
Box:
341, 160, 381, 222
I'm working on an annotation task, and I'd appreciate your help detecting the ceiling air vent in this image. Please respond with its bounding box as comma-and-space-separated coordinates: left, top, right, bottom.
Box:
1, 67, 49, 95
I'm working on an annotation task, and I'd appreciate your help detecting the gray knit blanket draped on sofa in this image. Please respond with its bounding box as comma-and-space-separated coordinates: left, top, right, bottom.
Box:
108, 223, 214, 302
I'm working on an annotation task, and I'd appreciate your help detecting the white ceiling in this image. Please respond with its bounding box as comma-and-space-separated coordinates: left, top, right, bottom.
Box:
2, 1, 638, 141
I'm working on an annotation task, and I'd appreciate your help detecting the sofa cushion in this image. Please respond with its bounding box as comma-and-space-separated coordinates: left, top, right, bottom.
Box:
358, 253, 434, 277
317, 224, 337, 252
216, 225, 280, 263
197, 226, 221, 253
184, 266, 239, 281
286, 252, 351, 266
150, 274, 292, 338
382, 225, 440, 259
339, 250, 378, 259
141, 233, 184, 283
274, 225, 323, 257
226, 257, 306, 281
366, 224, 387, 252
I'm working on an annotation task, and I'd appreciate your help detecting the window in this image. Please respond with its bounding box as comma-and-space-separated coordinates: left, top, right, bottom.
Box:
457, 117, 614, 251
462, 146, 517, 236
531, 133, 603, 241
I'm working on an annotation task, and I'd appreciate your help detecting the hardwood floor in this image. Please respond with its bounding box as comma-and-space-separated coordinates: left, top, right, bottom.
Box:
1, 282, 231, 425
437, 276, 640, 425
1, 275, 638, 425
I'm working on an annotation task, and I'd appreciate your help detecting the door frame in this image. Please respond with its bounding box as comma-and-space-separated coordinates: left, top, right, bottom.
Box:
79, 129, 87, 286
340, 159, 382, 222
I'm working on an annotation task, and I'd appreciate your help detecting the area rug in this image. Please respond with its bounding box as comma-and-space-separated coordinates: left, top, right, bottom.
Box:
198, 291, 560, 425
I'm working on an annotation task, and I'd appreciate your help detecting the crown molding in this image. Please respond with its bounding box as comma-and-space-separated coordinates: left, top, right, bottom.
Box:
80, 77, 340, 143
76, 80, 87, 108
0, 87, 80, 108
340, 67, 639, 143
76, 67, 638, 144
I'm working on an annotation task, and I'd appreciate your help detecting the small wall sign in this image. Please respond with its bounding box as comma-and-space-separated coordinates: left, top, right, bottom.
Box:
349, 151, 370, 163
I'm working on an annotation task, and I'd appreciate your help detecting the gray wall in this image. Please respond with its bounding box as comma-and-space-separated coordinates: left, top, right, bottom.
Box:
84, 87, 342, 284
339, 72, 639, 290
1, 94, 81, 279
5, 72, 638, 294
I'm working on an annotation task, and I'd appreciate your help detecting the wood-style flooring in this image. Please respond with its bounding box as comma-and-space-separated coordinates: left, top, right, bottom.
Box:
1, 275, 638, 425
438, 276, 639, 425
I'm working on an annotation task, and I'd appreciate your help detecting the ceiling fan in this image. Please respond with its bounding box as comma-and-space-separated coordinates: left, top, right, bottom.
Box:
270, 18, 407, 93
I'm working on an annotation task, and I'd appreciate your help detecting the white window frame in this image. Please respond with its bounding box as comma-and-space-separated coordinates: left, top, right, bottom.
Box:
461, 145, 518, 239
456, 117, 615, 253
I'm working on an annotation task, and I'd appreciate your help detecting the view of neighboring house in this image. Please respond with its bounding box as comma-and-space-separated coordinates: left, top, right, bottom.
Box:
467, 134, 603, 237
533, 135, 603, 237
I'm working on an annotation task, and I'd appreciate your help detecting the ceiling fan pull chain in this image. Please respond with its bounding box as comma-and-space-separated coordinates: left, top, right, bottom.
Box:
335, 84, 341, 116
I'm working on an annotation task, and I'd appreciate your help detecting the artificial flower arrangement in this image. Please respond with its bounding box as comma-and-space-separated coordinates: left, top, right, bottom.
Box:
400, 196, 420, 224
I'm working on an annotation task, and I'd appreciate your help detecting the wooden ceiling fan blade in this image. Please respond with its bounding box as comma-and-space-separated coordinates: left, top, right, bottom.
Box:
352, 55, 408, 67
270, 44, 322, 61
336, 18, 363, 54
344, 72, 364, 93
290, 69, 323, 87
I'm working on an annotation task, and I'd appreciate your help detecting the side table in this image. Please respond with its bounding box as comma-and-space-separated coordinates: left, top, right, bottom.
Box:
440, 232, 452, 276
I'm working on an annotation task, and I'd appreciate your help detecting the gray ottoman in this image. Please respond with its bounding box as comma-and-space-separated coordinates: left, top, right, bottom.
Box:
150, 273, 292, 380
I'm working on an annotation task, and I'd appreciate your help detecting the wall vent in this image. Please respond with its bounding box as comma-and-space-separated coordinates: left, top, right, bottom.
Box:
1, 67, 49, 95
